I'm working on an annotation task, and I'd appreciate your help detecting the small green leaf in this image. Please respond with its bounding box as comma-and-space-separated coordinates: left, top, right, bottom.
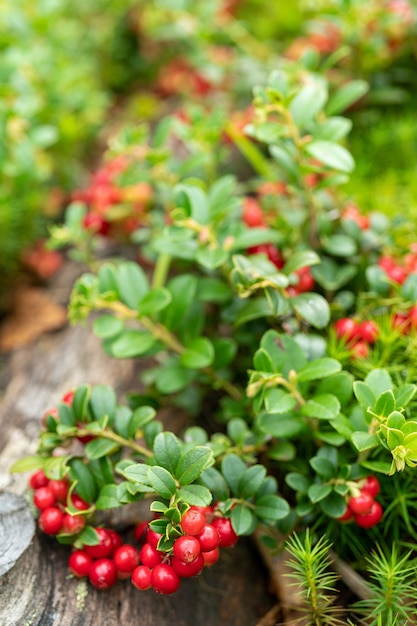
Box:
155, 361, 196, 394
351, 431, 379, 452
374, 390, 396, 418
90, 385, 117, 422
107, 330, 156, 358
72, 385, 90, 421
129, 406, 156, 435
180, 337, 215, 369
322, 235, 357, 257
306, 141, 354, 173
196, 247, 228, 269
84, 438, 120, 460
308, 483, 332, 503
93, 315, 124, 339
365, 369, 393, 396
257, 412, 304, 438
153, 432, 182, 474
284, 250, 320, 275
147, 466, 177, 499
231, 504, 255, 535
285, 472, 310, 493
394, 384, 417, 408
175, 446, 214, 485
360, 460, 392, 475
353, 382, 375, 412
221, 454, 247, 494
320, 491, 347, 518
58, 403, 75, 427
301, 394, 340, 419
254, 494, 290, 521
114, 406, 133, 439
138, 288, 172, 316
95, 484, 121, 510
198, 467, 229, 501
178, 484, 212, 507
78, 526, 100, 546
10, 455, 45, 473
290, 293, 330, 328
116, 262, 149, 310
237, 465, 267, 499
297, 358, 341, 382
264, 389, 297, 413
309, 457, 335, 480
68, 459, 97, 503
290, 81, 328, 127
326, 79, 369, 115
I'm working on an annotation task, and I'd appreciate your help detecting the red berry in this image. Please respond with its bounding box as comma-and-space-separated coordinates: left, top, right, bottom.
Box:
334, 318, 360, 342
89, 558, 117, 590
248, 244, 284, 269
202, 547, 220, 567
173, 535, 201, 564
358, 321, 378, 344
361, 475, 380, 498
29, 469, 49, 490
33, 486, 56, 510
61, 390, 75, 405
133, 521, 148, 543
107, 529, 123, 555
68, 550, 93, 577
113, 545, 140, 573
407, 306, 417, 329
48, 479, 69, 503
242, 197, 265, 227
62, 513, 86, 535
70, 493, 90, 511
196, 524, 220, 552
82, 214, 110, 236
139, 543, 163, 568
351, 340, 370, 359
39, 507, 64, 534
131, 565, 152, 590
348, 492, 374, 515
146, 527, 163, 549
171, 553, 205, 578
84, 528, 113, 559
211, 517, 238, 548
151, 563, 180, 595
180, 507, 206, 536
354, 501, 383, 528
385, 264, 407, 284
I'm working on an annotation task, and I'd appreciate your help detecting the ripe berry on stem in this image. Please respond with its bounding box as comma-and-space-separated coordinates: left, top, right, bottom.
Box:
151, 563, 180, 595
173, 535, 201, 564
89, 558, 117, 590
211, 517, 238, 548
131, 565, 152, 590
33, 486, 55, 510
68, 550, 93, 578
113, 544, 140, 573
39, 507, 64, 534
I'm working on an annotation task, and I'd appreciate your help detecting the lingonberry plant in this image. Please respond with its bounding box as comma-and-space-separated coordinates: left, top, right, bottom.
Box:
10, 25, 417, 619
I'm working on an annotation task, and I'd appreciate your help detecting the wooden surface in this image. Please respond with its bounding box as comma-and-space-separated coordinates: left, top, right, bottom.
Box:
0, 266, 278, 626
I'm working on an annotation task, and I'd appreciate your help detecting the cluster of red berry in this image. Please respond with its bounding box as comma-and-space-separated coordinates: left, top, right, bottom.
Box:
29, 467, 238, 596
29, 469, 88, 535
242, 195, 315, 295
379, 252, 417, 286
72, 156, 152, 238
334, 317, 378, 359
338, 475, 383, 528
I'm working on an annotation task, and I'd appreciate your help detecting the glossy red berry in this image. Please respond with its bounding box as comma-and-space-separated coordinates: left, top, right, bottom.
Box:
348, 491, 374, 515
139, 543, 163, 568
354, 501, 383, 528
113, 545, 140, 573
84, 528, 113, 559
151, 563, 180, 595
133, 521, 148, 543
38, 506, 64, 534
33, 486, 56, 510
361, 475, 380, 498
211, 517, 238, 548
107, 529, 123, 555
171, 553, 205, 578
202, 547, 220, 567
180, 507, 206, 536
351, 340, 370, 359
173, 535, 201, 564
68, 550, 93, 577
131, 565, 152, 590
358, 321, 378, 344
61, 390, 75, 405
29, 469, 49, 490
48, 479, 69, 503
62, 513, 86, 535
89, 558, 117, 590
334, 318, 359, 342
146, 528, 163, 549
196, 524, 220, 552
70, 493, 90, 511
243, 197, 265, 227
